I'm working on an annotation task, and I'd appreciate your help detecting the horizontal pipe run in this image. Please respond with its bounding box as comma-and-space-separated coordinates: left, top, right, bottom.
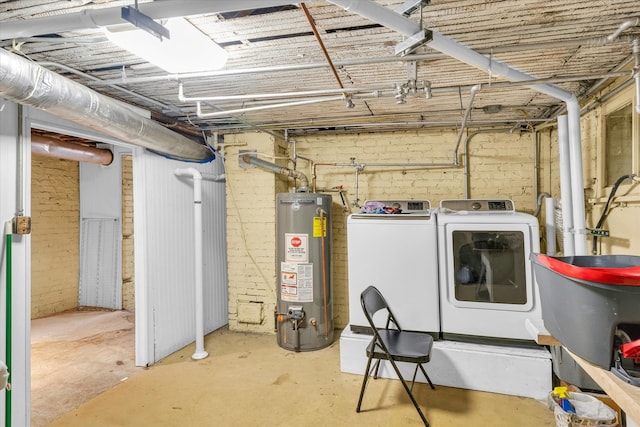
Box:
179, 83, 393, 102
31, 134, 114, 165
183, 72, 629, 112
90, 39, 632, 87
196, 96, 346, 119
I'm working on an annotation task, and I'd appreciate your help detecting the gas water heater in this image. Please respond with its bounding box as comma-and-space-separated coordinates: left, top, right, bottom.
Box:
275, 192, 333, 351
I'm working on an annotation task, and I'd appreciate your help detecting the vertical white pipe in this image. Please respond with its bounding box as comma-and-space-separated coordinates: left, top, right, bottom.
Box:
566, 100, 587, 255
545, 197, 557, 256
174, 168, 208, 360
557, 115, 575, 256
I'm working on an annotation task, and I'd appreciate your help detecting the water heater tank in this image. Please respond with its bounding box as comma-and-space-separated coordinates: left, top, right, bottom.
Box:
275, 192, 333, 351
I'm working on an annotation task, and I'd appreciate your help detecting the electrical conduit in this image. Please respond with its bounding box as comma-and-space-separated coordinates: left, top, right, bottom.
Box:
174, 168, 208, 360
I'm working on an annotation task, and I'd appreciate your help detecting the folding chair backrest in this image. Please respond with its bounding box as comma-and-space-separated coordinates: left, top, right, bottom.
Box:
360, 285, 400, 331
360, 285, 388, 321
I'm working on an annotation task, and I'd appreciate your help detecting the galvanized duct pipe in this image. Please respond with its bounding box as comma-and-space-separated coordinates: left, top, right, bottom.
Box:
241, 155, 310, 191
31, 134, 114, 165
0, 48, 212, 162
327, 0, 588, 255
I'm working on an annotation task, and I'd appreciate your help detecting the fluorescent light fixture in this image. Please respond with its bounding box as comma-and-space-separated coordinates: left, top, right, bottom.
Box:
105, 17, 227, 73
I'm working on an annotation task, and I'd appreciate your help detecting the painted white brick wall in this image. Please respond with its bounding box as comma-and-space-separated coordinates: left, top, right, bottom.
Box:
225, 129, 540, 332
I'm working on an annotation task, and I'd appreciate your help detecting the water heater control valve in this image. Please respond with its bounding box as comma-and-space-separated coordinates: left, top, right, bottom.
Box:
287, 305, 305, 320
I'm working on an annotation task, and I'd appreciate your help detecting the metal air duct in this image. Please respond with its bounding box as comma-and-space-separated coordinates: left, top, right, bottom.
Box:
0, 48, 212, 162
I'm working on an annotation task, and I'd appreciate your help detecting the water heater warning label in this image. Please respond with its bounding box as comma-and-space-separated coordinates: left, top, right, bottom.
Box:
280, 262, 313, 302
285, 233, 308, 262
313, 217, 327, 237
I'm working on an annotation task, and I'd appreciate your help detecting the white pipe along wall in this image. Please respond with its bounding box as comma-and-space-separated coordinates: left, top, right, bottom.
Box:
173, 168, 226, 360
174, 168, 207, 360
327, 0, 589, 255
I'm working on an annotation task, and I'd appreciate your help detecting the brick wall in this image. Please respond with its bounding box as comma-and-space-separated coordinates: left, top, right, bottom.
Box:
31, 154, 80, 319
223, 132, 283, 333
224, 128, 538, 332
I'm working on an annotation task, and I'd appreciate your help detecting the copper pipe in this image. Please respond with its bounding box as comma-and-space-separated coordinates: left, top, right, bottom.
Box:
301, 3, 345, 90
31, 134, 113, 165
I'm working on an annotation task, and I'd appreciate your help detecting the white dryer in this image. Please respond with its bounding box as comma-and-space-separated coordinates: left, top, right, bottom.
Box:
436, 199, 543, 342
347, 200, 439, 334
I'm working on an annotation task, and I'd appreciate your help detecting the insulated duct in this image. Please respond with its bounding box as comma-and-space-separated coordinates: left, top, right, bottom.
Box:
31, 134, 114, 165
327, 0, 588, 255
0, 48, 213, 162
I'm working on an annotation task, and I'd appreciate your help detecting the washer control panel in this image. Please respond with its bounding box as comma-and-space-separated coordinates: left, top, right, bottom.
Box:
440, 199, 514, 212
362, 199, 431, 214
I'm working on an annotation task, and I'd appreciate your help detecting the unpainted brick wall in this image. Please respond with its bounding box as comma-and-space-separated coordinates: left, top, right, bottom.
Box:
31, 154, 80, 319
122, 154, 135, 311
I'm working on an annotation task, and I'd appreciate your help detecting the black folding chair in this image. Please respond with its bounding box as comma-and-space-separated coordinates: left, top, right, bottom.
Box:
356, 285, 436, 426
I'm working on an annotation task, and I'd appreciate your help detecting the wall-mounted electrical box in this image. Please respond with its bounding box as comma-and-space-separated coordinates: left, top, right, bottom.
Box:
12, 215, 32, 234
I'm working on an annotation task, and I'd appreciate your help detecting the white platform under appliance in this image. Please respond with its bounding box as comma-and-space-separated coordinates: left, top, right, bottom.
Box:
340, 328, 552, 400
347, 200, 439, 334
437, 199, 543, 341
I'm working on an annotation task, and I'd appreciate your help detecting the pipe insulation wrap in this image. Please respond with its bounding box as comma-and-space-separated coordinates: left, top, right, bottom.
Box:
0, 49, 212, 162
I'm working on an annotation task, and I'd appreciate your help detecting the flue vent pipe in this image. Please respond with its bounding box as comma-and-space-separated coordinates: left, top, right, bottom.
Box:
31, 134, 114, 165
174, 168, 208, 361
0, 48, 212, 162
327, 0, 588, 254
241, 155, 309, 191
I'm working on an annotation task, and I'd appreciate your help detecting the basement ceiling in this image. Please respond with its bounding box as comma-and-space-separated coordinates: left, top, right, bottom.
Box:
1, 0, 639, 139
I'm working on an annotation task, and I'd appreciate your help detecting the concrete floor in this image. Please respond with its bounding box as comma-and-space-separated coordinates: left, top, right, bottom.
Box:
34, 310, 556, 426
31, 310, 142, 427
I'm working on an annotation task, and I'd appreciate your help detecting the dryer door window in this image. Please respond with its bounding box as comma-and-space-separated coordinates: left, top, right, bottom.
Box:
452, 230, 528, 305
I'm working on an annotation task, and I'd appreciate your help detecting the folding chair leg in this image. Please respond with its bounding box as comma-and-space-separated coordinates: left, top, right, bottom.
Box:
419, 364, 436, 390
373, 359, 381, 379
387, 359, 430, 427
410, 364, 419, 392
356, 354, 375, 413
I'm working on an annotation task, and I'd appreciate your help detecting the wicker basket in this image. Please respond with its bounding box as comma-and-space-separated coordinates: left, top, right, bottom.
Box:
547, 392, 618, 427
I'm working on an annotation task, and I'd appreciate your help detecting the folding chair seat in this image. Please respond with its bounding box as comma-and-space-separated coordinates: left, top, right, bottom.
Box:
356, 285, 436, 426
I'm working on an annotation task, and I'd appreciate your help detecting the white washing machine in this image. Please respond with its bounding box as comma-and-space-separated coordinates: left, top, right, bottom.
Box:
346, 200, 439, 334
437, 199, 543, 342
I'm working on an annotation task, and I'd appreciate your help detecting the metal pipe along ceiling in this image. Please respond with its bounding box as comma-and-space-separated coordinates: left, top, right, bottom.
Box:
327, 0, 589, 255
31, 134, 114, 165
0, 48, 213, 162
